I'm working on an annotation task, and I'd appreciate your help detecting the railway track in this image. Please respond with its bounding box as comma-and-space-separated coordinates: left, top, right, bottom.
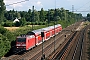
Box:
65, 25, 89, 60
71, 25, 89, 60
47, 24, 89, 60
81, 25, 90, 60
46, 31, 77, 60
1, 21, 84, 60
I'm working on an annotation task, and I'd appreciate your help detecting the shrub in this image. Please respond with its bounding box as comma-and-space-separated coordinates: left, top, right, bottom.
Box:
42, 22, 45, 25
35, 22, 38, 25
20, 18, 26, 26
38, 22, 42, 25
3, 22, 14, 27
0, 26, 8, 35
26, 22, 31, 25
14, 21, 20, 27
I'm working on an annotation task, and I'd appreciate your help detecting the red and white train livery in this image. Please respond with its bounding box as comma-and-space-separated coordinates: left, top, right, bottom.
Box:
16, 24, 62, 50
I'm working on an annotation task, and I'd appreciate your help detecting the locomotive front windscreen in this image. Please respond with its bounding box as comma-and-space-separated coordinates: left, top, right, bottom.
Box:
17, 38, 26, 42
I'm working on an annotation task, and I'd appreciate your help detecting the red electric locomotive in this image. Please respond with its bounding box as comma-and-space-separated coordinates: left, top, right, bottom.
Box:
16, 24, 62, 51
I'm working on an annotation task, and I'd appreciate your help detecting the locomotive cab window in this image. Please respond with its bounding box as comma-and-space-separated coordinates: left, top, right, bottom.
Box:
17, 38, 26, 42
29, 35, 35, 38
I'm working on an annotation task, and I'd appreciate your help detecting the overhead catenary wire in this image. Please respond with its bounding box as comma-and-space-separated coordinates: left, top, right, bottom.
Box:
74, 6, 90, 12
71, 4, 90, 12
76, 1, 90, 11
5, 0, 29, 6
69, 1, 90, 13
79, 6, 90, 12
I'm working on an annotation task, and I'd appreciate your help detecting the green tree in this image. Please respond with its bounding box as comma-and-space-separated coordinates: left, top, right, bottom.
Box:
34, 10, 40, 22
25, 9, 32, 21
15, 11, 21, 19
0, 0, 6, 22
60, 8, 66, 20
87, 13, 90, 21
4, 9, 16, 21
20, 18, 26, 26
49, 9, 54, 21
40, 8, 45, 22
19, 11, 27, 18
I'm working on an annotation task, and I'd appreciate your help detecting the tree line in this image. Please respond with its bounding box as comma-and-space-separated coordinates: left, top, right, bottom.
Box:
0, 0, 82, 27
3, 8, 82, 27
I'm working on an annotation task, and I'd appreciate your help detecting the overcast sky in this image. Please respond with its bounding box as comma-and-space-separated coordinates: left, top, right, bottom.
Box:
4, 0, 90, 16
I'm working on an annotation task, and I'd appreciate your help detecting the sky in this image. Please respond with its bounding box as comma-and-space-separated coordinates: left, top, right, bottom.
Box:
4, 0, 90, 16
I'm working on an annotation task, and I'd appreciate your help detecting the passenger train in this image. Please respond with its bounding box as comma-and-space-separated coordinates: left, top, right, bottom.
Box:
16, 24, 62, 51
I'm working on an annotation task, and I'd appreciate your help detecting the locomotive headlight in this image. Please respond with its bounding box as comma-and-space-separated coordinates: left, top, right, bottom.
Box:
17, 47, 18, 48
